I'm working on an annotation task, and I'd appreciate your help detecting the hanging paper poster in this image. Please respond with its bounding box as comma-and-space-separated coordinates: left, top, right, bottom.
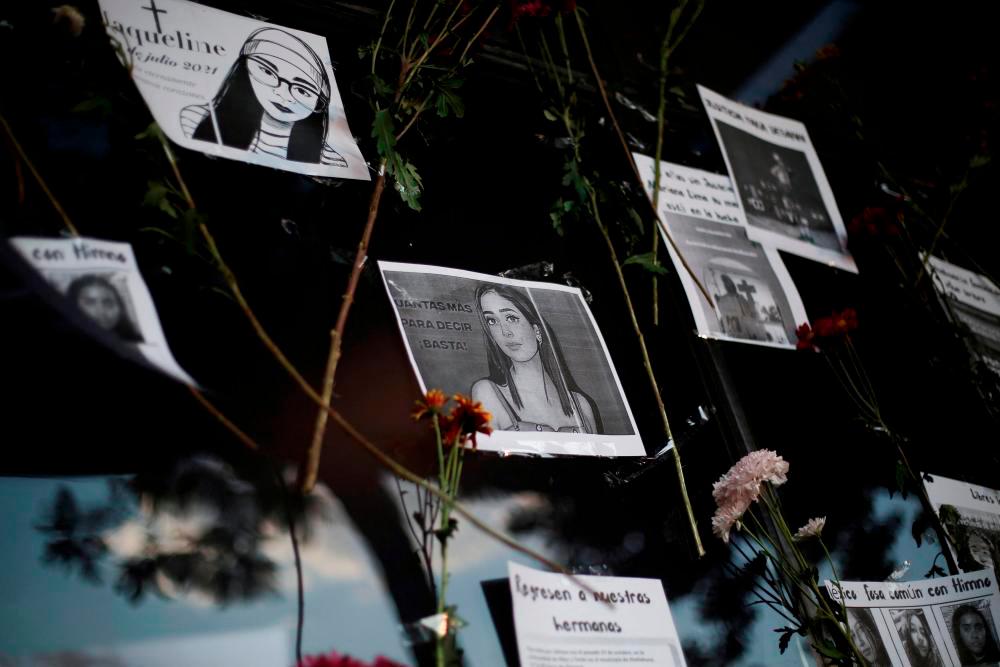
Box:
9, 236, 196, 386
925, 255, 1000, 377
924, 472, 1000, 574
98, 0, 369, 181
507, 561, 687, 666
826, 572, 1000, 667
697, 85, 856, 273
633, 155, 808, 349
378, 261, 644, 457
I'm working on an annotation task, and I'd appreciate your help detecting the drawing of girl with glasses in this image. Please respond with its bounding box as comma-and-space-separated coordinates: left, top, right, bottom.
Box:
180, 28, 347, 166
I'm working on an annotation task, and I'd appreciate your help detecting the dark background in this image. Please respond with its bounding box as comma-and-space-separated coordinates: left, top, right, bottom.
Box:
1, 1, 998, 665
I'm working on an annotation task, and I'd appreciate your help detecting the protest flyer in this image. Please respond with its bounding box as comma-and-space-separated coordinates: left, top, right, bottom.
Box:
827, 572, 1000, 666
378, 261, 645, 457
697, 85, 856, 273
98, 0, 369, 180
508, 562, 687, 667
9, 237, 196, 386
633, 155, 808, 349
925, 472, 1000, 574
926, 255, 1000, 377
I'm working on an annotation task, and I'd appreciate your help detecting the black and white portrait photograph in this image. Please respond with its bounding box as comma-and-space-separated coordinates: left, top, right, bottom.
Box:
942, 600, 1000, 666
48, 271, 145, 343
950, 505, 1000, 574
99, 0, 369, 180
698, 84, 856, 272
846, 608, 893, 667
890, 608, 947, 667
662, 213, 806, 349
9, 237, 197, 386
924, 473, 1000, 575
379, 261, 644, 457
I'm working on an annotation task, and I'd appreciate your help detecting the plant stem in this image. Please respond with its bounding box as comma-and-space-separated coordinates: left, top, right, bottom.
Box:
300, 162, 388, 493
188, 387, 259, 451
400, 0, 470, 92
0, 114, 79, 235
570, 12, 713, 308
589, 189, 704, 556
371, 0, 398, 75
457, 5, 500, 64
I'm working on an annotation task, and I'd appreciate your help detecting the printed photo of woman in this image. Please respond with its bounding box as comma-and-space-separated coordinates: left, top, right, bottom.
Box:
950, 604, 1000, 666
470, 284, 601, 434
66, 273, 144, 343
846, 608, 892, 667
180, 27, 347, 166
892, 609, 945, 667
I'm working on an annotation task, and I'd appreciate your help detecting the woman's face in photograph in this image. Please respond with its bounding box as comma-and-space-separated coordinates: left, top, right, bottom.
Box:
968, 532, 994, 568
246, 55, 320, 123
908, 614, 932, 657
849, 614, 877, 661
76, 283, 122, 331
958, 611, 988, 656
480, 291, 539, 363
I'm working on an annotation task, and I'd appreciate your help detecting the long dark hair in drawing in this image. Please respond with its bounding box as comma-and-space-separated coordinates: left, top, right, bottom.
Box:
66, 274, 143, 343
182, 27, 345, 165
471, 283, 601, 433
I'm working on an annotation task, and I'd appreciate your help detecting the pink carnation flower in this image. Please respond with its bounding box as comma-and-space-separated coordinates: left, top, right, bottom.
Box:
794, 516, 826, 541
711, 450, 790, 543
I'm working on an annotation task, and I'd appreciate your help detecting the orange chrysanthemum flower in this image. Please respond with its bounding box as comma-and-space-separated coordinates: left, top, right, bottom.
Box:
441, 394, 493, 449
411, 389, 448, 421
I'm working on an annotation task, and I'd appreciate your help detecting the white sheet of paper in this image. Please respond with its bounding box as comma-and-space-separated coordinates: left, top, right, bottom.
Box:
926, 256, 1000, 318
697, 85, 856, 273
924, 472, 1000, 573
378, 261, 645, 457
634, 155, 808, 349
926, 255, 1000, 376
827, 572, 1000, 667
508, 562, 687, 667
10, 236, 196, 386
99, 0, 369, 180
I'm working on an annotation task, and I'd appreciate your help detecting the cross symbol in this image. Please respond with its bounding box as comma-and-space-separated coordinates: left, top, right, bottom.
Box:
142, 0, 167, 32
736, 279, 757, 304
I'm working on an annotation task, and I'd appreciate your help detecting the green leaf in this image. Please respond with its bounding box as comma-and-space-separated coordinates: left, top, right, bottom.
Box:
134, 122, 163, 142
813, 642, 847, 660
72, 96, 112, 117
626, 204, 645, 235
181, 208, 205, 254
970, 154, 991, 169
371, 109, 396, 157
624, 252, 669, 275
143, 180, 178, 219
371, 74, 394, 98
158, 198, 179, 219
435, 84, 465, 119
775, 627, 796, 654
387, 153, 423, 211
543, 109, 558, 122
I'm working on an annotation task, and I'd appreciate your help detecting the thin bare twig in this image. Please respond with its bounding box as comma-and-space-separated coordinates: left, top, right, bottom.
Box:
570, 12, 713, 308
590, 189, 705, 556
300, 164, 388, 493
0, 114, 79, 235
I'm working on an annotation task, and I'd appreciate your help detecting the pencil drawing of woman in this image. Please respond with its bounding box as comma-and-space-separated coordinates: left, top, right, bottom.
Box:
180, 27, 347, 166
470, 284, 601, 434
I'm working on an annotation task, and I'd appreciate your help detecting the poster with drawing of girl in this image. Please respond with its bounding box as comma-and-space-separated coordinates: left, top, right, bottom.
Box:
99, 0, 369, 180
